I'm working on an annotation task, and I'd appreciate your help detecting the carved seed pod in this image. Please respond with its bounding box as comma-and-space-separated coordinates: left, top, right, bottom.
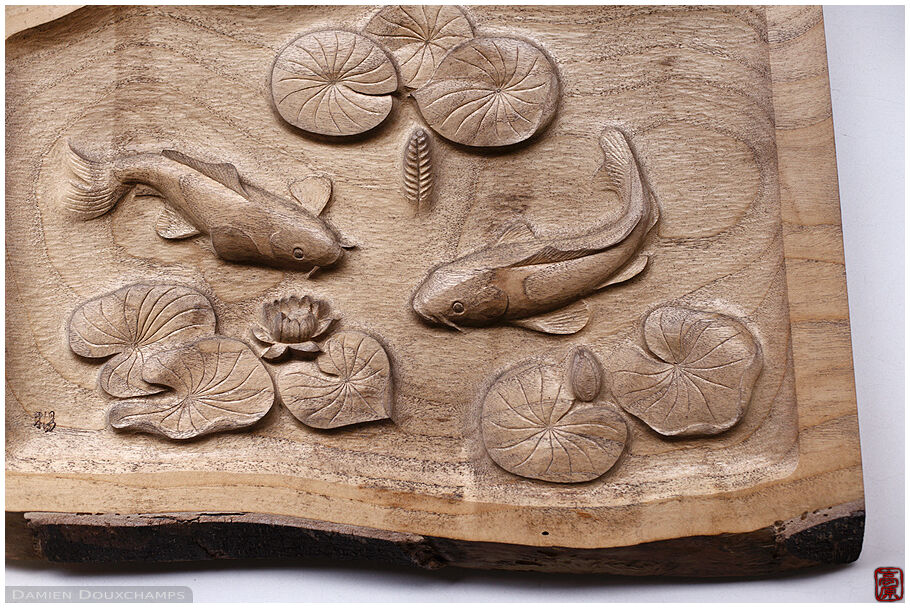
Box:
567, 346, 603, 402
403, 127, 433, 212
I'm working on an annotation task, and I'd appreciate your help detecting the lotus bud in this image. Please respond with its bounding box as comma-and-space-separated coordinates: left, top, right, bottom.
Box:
568, 346, 603, 402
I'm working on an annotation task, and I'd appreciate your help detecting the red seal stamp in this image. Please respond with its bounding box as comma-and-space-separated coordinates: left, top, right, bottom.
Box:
875, 567, 903, 602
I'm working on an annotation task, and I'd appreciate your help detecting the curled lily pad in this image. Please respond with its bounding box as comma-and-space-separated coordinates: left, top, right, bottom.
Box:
611, 306, 763, 437
68, 284, 216, 398
276, 330, 392, 429
481, 361, 627, 483
271, 30, 398, 136
413, 36, 559, 147
364, 5, 475, 89
108, 337, 275, 440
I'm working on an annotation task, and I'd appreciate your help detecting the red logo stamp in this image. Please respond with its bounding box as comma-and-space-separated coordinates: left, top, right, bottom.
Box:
875, 567, 903, 602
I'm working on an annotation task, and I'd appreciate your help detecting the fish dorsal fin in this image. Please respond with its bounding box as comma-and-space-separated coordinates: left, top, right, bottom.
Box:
596, 254, 649, 289
495, 220, 536, 245
509, 300, 590, 335
510, 245, 597, 267
647, 190, 660, 231
162, 149, 247, 197
599, 127, 635, 198
156, 206, 200, 240
289, 175, 333, 215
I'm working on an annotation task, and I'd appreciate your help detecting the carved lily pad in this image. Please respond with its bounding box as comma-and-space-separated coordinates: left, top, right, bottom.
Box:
68, 284, 216, 398
481, 362, 627, 483
277, 331, 392, 429
364, 5, 475, 89
108, 337, 275, 440
413, 36, 559, 147
271, 30, 398, 136
611, 306, 763, 437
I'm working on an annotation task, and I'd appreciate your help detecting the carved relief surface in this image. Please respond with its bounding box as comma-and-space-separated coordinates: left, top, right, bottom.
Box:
411, 126, 656, 334
7, 5, 813, 552
251, 295, 338, 361
403, 127, 434, 213
65, 143, 349, 272
68, 284, 217, 398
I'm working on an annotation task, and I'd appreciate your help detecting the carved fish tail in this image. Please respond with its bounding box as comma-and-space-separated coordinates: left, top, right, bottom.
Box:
63, 142, 129, 220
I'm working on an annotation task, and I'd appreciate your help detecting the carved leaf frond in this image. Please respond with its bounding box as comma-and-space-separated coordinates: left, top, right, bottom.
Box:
108, 337, 275, 440
611, 306, 763, 437
403, 127, 434, 212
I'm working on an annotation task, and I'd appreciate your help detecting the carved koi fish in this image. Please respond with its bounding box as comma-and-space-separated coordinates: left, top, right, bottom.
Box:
411, 126, 659, 335
63, 142, 353, 273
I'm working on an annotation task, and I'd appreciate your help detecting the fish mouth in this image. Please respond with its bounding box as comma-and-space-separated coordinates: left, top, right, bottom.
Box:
413, 302, 465, 333
432, 313, 465, 333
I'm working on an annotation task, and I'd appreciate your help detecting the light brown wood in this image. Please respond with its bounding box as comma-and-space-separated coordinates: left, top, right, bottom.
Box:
6, 5, 863, 573
5, 5, 82, 38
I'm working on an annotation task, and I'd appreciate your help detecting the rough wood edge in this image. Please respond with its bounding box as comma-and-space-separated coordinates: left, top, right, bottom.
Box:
7, 502, 863, 575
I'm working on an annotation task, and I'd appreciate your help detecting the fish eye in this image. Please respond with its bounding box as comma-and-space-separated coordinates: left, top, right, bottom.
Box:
292, 247, 305, 260
451, 301, 465, 314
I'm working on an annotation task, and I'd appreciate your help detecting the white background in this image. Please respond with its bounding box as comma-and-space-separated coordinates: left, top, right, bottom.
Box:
5, 5, 905, 602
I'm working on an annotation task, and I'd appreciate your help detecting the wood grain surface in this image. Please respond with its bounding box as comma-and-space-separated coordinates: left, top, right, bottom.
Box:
5, 5, 863, 573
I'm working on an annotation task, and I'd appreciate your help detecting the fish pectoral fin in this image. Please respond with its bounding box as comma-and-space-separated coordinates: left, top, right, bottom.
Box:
155, 206, 201, 240
161, 149, 247, 197
495, 220, 536, 245
596, 254, 650, 289
509, 300, 590, 335
289, 175, 332, 215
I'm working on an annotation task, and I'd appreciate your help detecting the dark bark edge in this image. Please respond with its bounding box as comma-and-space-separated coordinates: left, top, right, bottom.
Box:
5, 503, 864, 576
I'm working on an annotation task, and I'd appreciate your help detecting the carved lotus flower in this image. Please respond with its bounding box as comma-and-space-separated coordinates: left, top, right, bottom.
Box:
251, 295, 338, 361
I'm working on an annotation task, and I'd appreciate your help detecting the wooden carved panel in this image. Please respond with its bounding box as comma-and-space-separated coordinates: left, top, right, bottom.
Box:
6, 6, 863, 574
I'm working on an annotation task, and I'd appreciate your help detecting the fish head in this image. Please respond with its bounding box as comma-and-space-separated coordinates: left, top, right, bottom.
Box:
268, 224, 343, 270
412, 266, 508, 330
